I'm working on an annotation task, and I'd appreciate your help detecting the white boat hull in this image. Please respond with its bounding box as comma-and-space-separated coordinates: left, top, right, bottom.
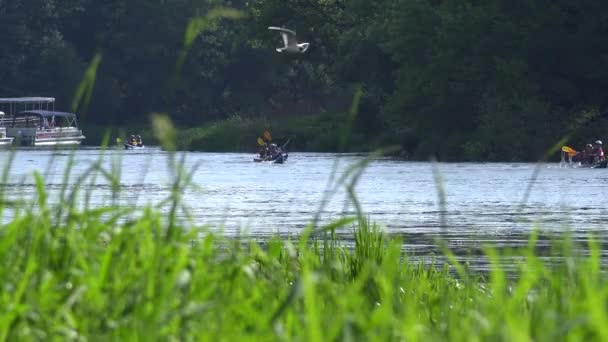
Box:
0, 138, 14, 147
34, 133, 86, 146
0, 127, 14, 147
124, 143, 145, 150
7, 127, 85, 147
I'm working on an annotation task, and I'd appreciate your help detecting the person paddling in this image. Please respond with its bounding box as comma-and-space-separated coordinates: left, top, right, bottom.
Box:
268, 143, 279, 159
592, 140, 604, 164
579, 143, 594, 165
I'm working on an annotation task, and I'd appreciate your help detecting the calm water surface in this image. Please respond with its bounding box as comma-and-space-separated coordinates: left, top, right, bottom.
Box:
3, 147, 608, 269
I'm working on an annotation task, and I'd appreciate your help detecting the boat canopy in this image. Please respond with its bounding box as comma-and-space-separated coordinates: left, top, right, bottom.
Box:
7, 110, 80, 128
0, 97, 55, 104
19, 110, 77, 118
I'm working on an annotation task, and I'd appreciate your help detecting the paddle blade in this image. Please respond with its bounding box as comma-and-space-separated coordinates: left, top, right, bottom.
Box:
561, 146, 577, 154
263, 131, 272, 142
257, 137, 264, 146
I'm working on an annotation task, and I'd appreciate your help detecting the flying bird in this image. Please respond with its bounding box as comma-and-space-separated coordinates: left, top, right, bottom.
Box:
268, 26, 310, 53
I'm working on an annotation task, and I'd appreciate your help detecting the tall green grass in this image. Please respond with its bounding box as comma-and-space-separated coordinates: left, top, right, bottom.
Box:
1, 197, 606, 340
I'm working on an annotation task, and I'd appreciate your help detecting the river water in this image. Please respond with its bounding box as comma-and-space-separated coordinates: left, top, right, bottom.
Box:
2, 147, 608, 269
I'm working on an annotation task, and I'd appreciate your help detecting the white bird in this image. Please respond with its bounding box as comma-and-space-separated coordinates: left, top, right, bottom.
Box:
268, 26, 310, 53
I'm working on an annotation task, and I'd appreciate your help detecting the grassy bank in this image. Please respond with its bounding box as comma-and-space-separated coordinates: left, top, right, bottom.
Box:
173, 113, 388, 153
80, 113, 376, 152
79, 122, 157, 147
80, 111, 395, 154
0, 150, 606, 340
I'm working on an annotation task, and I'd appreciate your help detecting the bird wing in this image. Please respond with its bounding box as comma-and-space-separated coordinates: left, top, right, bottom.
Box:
278, 32, 288, 47
268, 27, 298, 47
281, 32, 296, 47
268, 26, 297, 36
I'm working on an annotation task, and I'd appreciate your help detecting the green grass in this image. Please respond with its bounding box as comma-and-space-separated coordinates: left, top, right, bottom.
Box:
172, 113, 381, 152
0, 145, 606, 340
81, 112, 388, 153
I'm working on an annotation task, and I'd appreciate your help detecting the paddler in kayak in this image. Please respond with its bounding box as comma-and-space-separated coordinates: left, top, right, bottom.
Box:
573, 143, 594, 165
257, 137, 269, 160
269, 143, 278, 159
269, 143, 286, 160
136, 134, 143, 147
259, 144, 269, 160
592, 140, 605, 164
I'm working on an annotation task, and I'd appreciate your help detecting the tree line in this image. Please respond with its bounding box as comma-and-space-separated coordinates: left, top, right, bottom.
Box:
1, 0, 607, 160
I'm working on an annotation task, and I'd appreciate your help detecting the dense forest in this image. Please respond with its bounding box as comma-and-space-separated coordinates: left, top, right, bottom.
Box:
1, 0, 608, 160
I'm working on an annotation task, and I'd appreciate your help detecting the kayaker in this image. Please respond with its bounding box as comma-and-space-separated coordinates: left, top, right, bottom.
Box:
136, 135, 143, 147
258, 143, 269, 159
269, 143, 280, 159
592, 140, 604, 164
581, 143, 594, 164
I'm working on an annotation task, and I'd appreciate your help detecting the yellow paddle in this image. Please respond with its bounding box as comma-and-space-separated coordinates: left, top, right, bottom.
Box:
561, 146, 578, 157
561, 146, 576, 154
257, 137, 264, 146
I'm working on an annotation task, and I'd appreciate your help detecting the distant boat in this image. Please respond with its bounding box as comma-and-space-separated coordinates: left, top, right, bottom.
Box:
253, 152, 288, 164
124, 143, 145, 150
0, 111, 15, 147
0, 97, 85, 147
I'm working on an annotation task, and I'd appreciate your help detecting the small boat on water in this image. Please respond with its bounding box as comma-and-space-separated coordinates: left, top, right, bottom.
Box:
560, 145, 607, 169
254, 131, 291, 164
569, 160, 608, 169
0, 97, 85, 147
124, 143, 145, 150
124, 135, 144, 149
0, 111, 14, 147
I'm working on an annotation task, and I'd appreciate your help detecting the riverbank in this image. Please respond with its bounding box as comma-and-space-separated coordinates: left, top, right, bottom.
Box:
81, 112, 396, 154
80, 112, 597, 163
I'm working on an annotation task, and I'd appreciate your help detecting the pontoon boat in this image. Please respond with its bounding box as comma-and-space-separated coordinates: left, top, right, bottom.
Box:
0, 97, 85, 147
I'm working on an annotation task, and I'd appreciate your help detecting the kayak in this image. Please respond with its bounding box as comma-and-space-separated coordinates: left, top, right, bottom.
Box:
124, 143, 145, 150
253, 153, 288, 164
587, 160, 607, 168
565, 160, 608, 168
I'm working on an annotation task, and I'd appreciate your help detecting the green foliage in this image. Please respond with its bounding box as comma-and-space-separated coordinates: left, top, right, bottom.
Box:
175, 112, 375, 152
5, 0, 608, 159
71, 52, 102, 115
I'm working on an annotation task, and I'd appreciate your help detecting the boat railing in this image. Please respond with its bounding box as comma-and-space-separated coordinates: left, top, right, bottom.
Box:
3, 115, 78, 129
3, 115, 41, 128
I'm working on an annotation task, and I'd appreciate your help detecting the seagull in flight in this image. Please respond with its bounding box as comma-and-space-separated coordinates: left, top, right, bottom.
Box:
268, 26, 310, 53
